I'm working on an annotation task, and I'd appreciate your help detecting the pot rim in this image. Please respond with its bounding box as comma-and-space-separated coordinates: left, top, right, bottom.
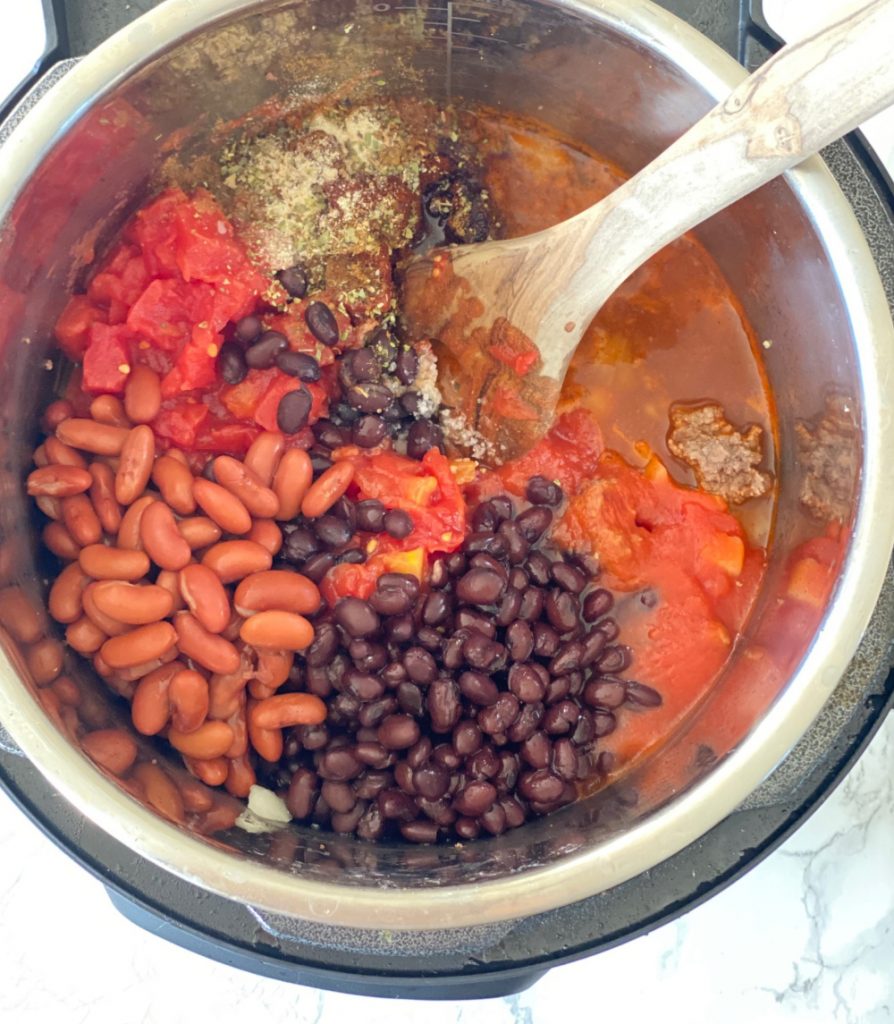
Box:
0, 0, 892, 931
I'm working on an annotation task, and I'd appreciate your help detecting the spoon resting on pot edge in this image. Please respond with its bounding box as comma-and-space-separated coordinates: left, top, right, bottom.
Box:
401, 0, 894, 463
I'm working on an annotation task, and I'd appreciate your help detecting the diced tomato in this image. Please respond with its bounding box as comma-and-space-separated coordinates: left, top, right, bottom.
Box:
469, 409, 605, 504
322, 546, 427, 605
253, 374, 303, 432
191, 419, 261, 454
126, 190, 183, 278
87, 244, 149, 307
126, 278, 197, 352
160, 326, 221, 397
55, 295, 106, 360
81, 322, 134, 394
151, 402, 211, 449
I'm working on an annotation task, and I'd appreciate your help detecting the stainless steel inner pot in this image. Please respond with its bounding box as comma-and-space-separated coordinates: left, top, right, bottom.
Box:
0, 0, 891, 931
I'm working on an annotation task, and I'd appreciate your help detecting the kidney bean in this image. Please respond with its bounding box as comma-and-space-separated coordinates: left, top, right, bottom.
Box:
48, 562, 89, 624
240, 610, 314, 651
202, 540, 272, 583
44, 437, 87, 469
174, 516, 220, 551
269, 449, 312, 522
43, 521, 82, 561
80, 582, 130, 636
101, 621, 177, 669
238, 434, 282, 490
132, 762, 185, 823
597, 618, 621, 643
224, 753, 256, 798
173, 564, 228, 635
27, 464, 92, 497
0, 588, 43, 644
56, 419, 129, 456
211, 456, 279, 520
51, 675, 81, 709
41, 399, 73, 433
301, 461, 355, 519
117, 494, 156, 550
234, 571, 319, 619
551, 562, 587, 595
193, 478, 252, 535
92, 581, 174, 625
88, 463, 123, 533
625, 680, 663, 707
137, 500, 192, 572
79, 544, 149, 581
250, 692, 326, 731
171, 612, 237, 673
150, 456, 196, 516
81, 729, 138, 776
396, 681, 423, 716
181, 755, 228, 788
246, 522, 281, 560
169, 721, 235, 760
89, 395, 131, 428
26, 638, 64, 686
248, 710, 284, 761
61, 494, 103, 546
397, 818, 437, 843
123, 365, 162, 423
131, 662, 181, 735
582, 588, 614, 622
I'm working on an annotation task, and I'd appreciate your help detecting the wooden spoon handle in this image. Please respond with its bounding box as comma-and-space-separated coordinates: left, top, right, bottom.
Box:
563, 0, 894, 325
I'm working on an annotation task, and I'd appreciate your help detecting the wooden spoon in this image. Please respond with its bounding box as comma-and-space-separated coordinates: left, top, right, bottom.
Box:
402, 0, 894, 462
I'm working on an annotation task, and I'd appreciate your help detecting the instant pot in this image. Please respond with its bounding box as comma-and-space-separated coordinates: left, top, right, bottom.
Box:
0, 0, 892, 999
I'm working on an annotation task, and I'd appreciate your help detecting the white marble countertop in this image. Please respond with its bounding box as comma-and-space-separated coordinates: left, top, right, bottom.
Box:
2, 712, 891, 1023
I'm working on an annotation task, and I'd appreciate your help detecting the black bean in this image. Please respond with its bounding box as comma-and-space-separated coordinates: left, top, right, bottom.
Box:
276, 264, 308, 298
429, 559, 450, 589
518, 768, 564, 803
333, 401, 360, 425
528, 622, 556, 658
400, 819, 439, 844
381, 662, 407, 687
406, 419, 444, 460
518, 586, 545, 621
453, 720, 483, 757
304, 623, 337, 669
299, 723, 330, 751
457, 670, 497, 707
466, 745, 500, 780
283, 526, 320, 565
416, 626, 443, 651
597, 618, 620, 642
383, 509, 413, 539
543, 700, 579, 735
403, 646, 438, 684
422, 590, 452, 626
444, 552, 467, 577
432, 742, 462, 770
395, 346, 419, 385
520, 732, 551, 769
321, 780, 356, 813
355, 499, 386, 533
592, 710, 617, 737
551, 738, 579, 781
571, 708, 594, 746
246, 330, 289, 369
332, 802, 367, 834
276, 386, 312, 433
471, 504, 498, 531
463, 632, 503, 670
495, 587, 523, 627
334, 597, 380, 638
412, 764, 451, 801
285, 768, 318, 819
377, 788, 417, 821
233, 314, 262, 345
399, 390, 421, 416
544, 675, 571, 705
526, 551, 552, 586
348, 348, 381, 385
465, 531, 508, 557
338, 548, 366, 565
305, 301, 340, 345
367, 327, 398, 368
441, 633, 466, 671
309, 452, 333, 473
501, 796, 526, 829
396, 681, 424, 716
301, 551, 335, 583
355, 742, 390, 768
218, 341, 248, 384
385, 614, 415, 644
352, 414, 387, 448
550, 641, 583, 675
525, 475, 563, 506
275, 350, 321, 381
356, 803, 385, 841
625, 681, 663, 707
358, 695, 398, 728
598, 644, 632, 674
455, 817, 480, 840
427, 678, 462, 732
318, 747, 363, 781
497, 520, 528, 564
508, 662, 546, 703
582, 588, 614, 622
417, 797, 456, 827
330, 692, 361, 722
313, 418, 348, 449
504, 620, 534, 662
545, 589, 579, 632
480, 802, 508, 836
370, 586, 413, 616
477, 693, 520, 735
516, 506, 553, 543
551, 561, 587, 594
377, 713, 420, 750
344, 669, 385, 702
453, 780, 497, 817
580, 628, 608, 667
406, 737, 432, 769
347, 382, 392, 414
312, 514, 352, 548
456, 567, 504, 606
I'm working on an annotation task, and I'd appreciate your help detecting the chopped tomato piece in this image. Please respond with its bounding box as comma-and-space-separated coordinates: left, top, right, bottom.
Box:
55, 295, 107, 360
151, 402, 211, 449
81, 323, 134, 394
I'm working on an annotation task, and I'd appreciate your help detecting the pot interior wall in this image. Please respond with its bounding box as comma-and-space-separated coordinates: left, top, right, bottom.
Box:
0, 0, 864, 894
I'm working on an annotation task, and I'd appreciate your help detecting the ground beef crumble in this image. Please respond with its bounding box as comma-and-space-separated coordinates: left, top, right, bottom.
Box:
666, 402, 772, 505
794, 393, 859, 523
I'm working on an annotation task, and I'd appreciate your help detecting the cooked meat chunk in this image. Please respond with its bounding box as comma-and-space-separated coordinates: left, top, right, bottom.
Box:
667, 402, 772, 504
795, 393, 859, 523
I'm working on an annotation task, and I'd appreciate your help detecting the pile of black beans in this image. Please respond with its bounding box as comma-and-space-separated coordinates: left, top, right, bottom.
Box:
256, 477, 662, 843
217, 267, 445, 464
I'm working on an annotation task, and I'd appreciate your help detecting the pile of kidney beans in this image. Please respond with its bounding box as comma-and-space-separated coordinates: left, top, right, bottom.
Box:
254, 478, 660, 844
